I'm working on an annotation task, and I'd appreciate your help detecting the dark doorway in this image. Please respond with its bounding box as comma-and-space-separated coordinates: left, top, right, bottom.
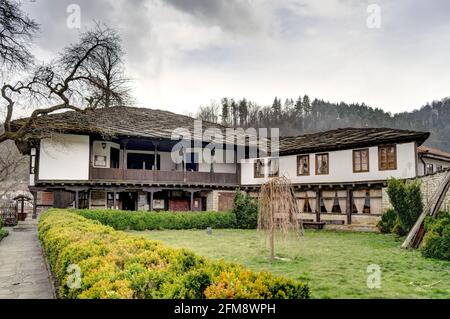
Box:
110, 147, 120, 168
185, 152, 199, 171
127, 153, 160, 170
119, 192, 137, 211
53, 190, 75, 208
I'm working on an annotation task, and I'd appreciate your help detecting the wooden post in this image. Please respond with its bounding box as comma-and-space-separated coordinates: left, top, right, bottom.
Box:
75, 190, 79, 209
113, 191, 117, 209
316, 188, 321, 222
122, 140, 128, 179
32, 191, 37, 219
189, 191, 194, 211
154, 142, 158, 170
149, 191, 154, 211
347, 187, 352, 224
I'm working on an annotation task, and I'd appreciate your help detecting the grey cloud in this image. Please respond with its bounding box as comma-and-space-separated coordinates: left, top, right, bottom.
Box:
163, 0, 262, 33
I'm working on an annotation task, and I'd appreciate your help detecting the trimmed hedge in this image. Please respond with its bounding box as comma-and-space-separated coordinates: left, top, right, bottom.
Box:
73, 209, 237, 231
39, 209, 309, 299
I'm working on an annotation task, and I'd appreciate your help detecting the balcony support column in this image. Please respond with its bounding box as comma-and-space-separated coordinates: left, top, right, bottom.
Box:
347, 187, 352, 224
154, 142, 159, 170
189, 190, 195, 211
149, 191, 154, 211
316, 187, 321, 223
74, 190, 79, 209
122, 140, 128, 180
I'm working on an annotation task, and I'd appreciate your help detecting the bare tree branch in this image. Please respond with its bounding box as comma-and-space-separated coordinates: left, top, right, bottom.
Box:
0, 0, 38, 71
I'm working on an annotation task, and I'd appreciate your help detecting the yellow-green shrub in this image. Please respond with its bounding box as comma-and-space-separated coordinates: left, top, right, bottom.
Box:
39, 209, 309, 299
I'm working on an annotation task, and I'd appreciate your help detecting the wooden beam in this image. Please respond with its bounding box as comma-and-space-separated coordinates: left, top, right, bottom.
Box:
347, 186, 352, 224
32, 191, 37, 219
75, 190, 79, 209
316, 188, 321, 222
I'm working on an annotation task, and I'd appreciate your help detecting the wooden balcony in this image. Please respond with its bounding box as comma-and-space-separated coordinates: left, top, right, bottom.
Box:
90, 167, 238, 185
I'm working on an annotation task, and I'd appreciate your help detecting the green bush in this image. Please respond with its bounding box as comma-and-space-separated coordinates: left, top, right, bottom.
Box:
377, 208, 397, 233
386, 178, 423, 235
0, 229, 8, 241
38, 209, 309, 299
0, 216, 7, 241
73, 209, 237, 231
421, 211, 450, 261
232, 189, 258, 229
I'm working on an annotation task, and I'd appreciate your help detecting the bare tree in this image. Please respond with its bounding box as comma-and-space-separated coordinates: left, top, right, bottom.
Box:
0, 25, 130, 144
0, 0, 38, 71
0, 138, 27, 197
196, 101, 220, 123
82, 25, 132, 108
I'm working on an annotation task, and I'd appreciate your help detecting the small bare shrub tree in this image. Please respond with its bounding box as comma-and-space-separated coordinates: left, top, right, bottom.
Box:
258, 176, 303, 260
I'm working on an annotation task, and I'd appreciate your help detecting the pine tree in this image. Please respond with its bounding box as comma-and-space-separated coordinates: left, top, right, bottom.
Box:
294, 96, 303, 115
231, 99, 238, 127
221, 97, 229, 126
302, 95, 311, 117
238, 98, 248, 126
272, 97, 281, 123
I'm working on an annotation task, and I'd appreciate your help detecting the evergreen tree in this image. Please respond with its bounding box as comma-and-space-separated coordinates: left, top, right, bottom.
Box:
231, 99, 238, 127
272, 97, 282, 123
221, 97, 229, 126
238, 98, 248, 126
302, 95, 311, 117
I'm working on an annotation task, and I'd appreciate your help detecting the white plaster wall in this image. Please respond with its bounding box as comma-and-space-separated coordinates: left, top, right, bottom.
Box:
241, 142, 417, 185
39, 134, 90, 180
92, 141, 120, 168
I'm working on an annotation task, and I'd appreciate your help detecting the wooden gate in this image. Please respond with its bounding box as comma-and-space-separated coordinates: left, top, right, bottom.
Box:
0, 200, 18, 226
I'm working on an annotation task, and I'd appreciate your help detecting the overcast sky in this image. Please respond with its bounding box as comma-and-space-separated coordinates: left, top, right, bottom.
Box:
22, 0, 450, 114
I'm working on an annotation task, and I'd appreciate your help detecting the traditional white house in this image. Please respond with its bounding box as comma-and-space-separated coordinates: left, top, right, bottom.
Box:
13, 107, 246, 215
12, 107, 433, 229
417, 145, 450, 176
241, 128, 430, 228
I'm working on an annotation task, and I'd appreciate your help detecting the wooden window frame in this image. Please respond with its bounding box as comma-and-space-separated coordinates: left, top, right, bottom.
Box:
352, 148, 370, 173
254, 159, 265, 178
315, 153, 329, 175
426, 163, 434, 175
378, 145, 397, 171
297, 155, 310, 176
436, 164, 443, 172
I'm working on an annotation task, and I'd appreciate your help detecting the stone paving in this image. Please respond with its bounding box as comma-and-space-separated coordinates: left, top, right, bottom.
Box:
0, 219, 54, 299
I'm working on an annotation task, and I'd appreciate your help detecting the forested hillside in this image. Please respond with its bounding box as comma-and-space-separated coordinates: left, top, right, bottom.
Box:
196, 96, 450, 152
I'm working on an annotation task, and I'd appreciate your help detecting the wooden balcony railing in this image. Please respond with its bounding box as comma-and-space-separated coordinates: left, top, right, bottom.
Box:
90, 167, 238, 185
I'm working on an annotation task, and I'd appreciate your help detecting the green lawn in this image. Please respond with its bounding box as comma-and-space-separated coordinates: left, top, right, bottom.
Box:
129, 229, 450, 299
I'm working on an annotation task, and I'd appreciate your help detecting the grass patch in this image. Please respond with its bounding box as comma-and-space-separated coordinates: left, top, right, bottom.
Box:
129, 229, 450, 299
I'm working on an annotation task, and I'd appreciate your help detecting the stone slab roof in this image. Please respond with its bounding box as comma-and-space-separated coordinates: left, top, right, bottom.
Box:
279, 127, 430, 155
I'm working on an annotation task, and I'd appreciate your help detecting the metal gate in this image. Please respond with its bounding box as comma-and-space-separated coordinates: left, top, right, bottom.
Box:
0, 200, 18, 226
